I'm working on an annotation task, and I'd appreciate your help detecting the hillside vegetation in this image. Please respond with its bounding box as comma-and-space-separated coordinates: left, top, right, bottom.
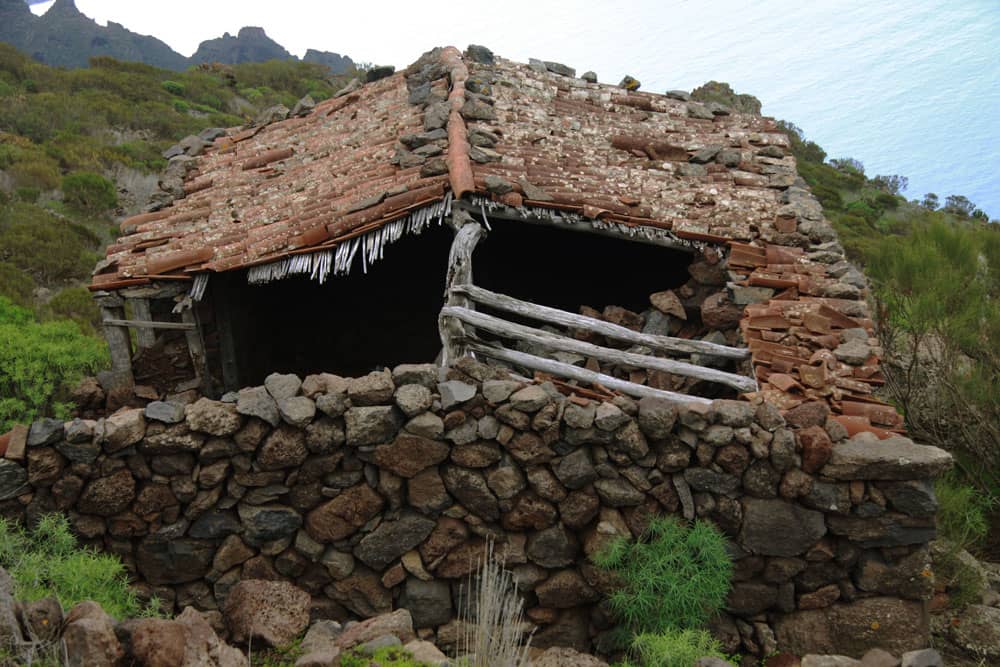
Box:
0, 43, 358, 428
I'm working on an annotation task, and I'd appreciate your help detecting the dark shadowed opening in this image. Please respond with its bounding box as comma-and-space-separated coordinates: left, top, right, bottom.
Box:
472, 218, 694, 313
209, 223, 454, 388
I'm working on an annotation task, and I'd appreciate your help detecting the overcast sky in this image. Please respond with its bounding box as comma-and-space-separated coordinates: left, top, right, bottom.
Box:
31, 0, 1000, 216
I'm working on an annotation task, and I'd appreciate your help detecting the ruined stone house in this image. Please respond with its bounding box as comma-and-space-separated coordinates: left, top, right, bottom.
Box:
89, 45, 901, 439
0, 45, 950, 658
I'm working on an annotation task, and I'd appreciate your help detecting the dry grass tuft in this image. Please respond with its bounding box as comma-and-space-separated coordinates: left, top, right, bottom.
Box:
459, 540, 532, 667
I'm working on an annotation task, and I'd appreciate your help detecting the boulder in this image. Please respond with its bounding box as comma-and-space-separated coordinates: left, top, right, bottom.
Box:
374, 434, 449, 478
774, 597, 928, 657
278, 396, 316, 428
821, 434, 952, 480
224, 580, 311, 646
347, 370, 395, 406
185, 398, 242, 436
62, 602, 123, 667
77, 469, 135, 516
740, 498, 826, 557
947, 604, 1000, 660
402, 578, 452, 628
532, 647, 609, 667
335, 608, 415, 650
353, 513, 436, 570
265, 373, 302, 400
344, 407, 403, 446
442, 466, 498, 521
103, 409, 146, 452
306, 484, 384, 542
237, 386, 281, 427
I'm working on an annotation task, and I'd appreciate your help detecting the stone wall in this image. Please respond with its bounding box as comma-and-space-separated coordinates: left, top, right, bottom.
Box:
0, 358, 952, 658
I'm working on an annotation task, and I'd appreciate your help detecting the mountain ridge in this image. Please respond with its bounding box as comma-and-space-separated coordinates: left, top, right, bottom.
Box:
1, 0, 354, 72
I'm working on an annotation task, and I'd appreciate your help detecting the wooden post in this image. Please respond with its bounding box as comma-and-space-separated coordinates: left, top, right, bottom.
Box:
439, 212, 483, 367
126, 297, 157, 349
180, 304, 212, 395
99, 304, 134, 388
212, 280, 241, 392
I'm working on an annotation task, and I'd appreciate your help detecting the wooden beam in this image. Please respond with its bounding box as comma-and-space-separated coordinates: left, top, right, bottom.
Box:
442, 306, 756, 392
126, 298, 157, 349
439, 215, 483, 366
451, 284, 750, 360
457, 199, 697, 252
101, 319, 196, 331
465, 341, 712, 405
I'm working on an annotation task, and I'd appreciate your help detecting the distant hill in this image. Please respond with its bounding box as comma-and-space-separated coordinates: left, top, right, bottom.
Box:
0, 0, 355, 73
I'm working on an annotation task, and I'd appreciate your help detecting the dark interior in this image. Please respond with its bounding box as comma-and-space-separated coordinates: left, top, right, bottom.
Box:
209, 217, 694, 389
472, 218, 693, 313
212, 223, 454, 387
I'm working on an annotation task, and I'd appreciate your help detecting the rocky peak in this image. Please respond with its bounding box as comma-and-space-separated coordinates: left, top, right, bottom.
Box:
191, 25, 292, 65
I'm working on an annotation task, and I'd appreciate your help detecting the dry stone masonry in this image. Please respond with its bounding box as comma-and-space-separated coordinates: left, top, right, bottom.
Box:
0, 359, 951, 658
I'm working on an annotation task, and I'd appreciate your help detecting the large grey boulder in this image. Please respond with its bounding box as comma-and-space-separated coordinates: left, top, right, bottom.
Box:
821, 433, 952, 480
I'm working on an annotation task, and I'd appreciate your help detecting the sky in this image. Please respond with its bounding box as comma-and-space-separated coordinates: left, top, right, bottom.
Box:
31, 0, 1000, 217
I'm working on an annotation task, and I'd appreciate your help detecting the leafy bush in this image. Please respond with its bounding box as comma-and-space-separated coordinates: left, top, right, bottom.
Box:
936, 475, 995, 552
8, 157, 60, 190
61, 171, 118, 214
593, 517, 732, 640
42, 286, 102, 334
0, 297, 108, 431
619, 629, 733, 667
0, 514, 160, 619
0, 202, 100, 284
868, 221, 999, 492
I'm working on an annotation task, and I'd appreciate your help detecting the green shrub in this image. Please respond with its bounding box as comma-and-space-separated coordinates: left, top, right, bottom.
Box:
43, 286, 101, 334
0, 261, 35, 306
593, 517, 732, 639
13, 186, 39, 203
619, 629, 733, 667
0, 514, 160, 619
9, 157, 60, 190
935, 475, 995, 552
0, 203, 100, 284
61, 171, 117, 214
0, 296, 108, 431
161, 80, 185, 96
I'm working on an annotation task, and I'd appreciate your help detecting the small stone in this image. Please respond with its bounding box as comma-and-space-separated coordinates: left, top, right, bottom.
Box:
348, 370, 395, 406
277, 396, 316, 428
508, 385, 550, 413
394, 385, 433, 417
265, 373, 302, 400
238, 386, 281, 426
145, 401, 186, 424
438, 381, 477, 409
581, 71, 598, 83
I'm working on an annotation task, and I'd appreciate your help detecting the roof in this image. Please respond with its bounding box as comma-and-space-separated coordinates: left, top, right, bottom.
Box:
91, 45, 902, 438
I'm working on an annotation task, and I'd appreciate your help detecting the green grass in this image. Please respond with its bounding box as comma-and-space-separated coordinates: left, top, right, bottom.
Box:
340, 645, 435, 667
616, 629, 734, 667
0, 514, 160, 620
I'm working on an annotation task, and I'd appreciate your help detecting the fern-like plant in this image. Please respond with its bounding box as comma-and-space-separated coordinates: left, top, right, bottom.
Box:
0, 514, 160, 619
592, 517, 732, 637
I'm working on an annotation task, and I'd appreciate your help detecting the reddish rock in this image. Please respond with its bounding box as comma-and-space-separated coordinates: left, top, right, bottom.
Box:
535, 569, 599, 608
407, 467, 451, 513
374, 434, 450, 478
305, 484, 384, 542
130, 618, 186, 667
62, 602, 123, 667
335, 608, 416, 650
502, 492, 558, 531
418, 517, 468, 564
798, 426, 833, 473
784, 401, 831, 429
701, 292, 743, 329
224, 580, 310, 647
798, 583, 841, 610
